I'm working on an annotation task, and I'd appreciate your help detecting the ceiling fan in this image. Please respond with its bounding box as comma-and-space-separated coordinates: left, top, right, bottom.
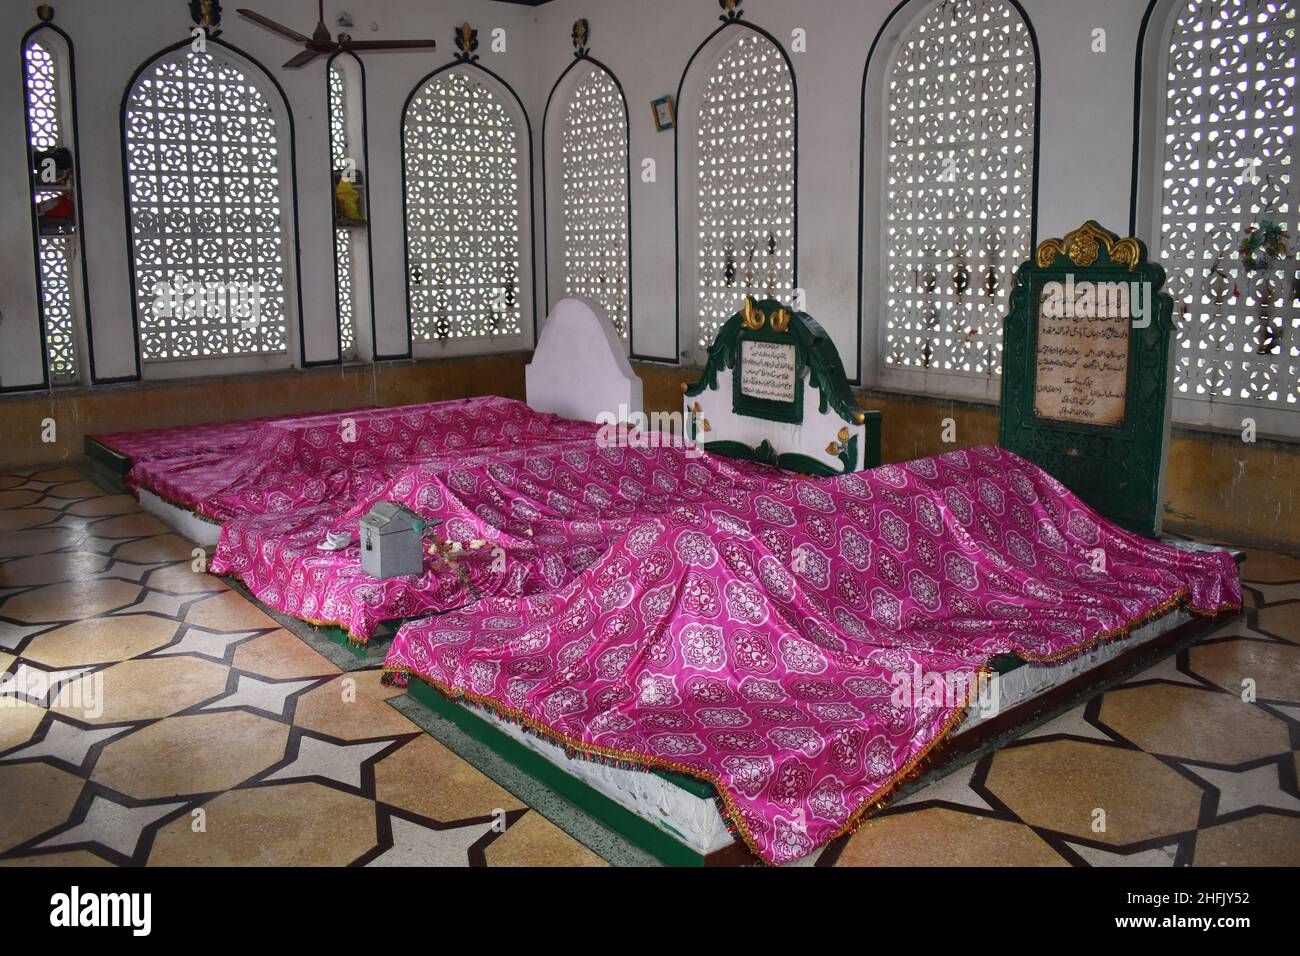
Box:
237, 1, 436, 68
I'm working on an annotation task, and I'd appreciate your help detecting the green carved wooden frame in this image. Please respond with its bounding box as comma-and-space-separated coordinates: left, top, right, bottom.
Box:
999, 221, 1175, 537
684, 297, 882, 474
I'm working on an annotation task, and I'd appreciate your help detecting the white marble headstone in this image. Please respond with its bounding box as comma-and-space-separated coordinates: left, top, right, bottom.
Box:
526, 297, 643, 423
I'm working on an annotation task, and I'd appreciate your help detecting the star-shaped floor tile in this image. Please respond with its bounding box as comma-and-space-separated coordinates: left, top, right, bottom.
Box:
1122, 654, 1203, 688
1183, 761, 1300, 817
366, 814, 497, 867
1264, 702, 1300, 725
0, 620, 52, 652
1, 716, 132, 769
154, 627, 260, 661
201, 674, 317, 718
1018, 707, 1115, 743
894, 762, 993, 812
263, 734, 396, 790
0, 662, 93, 707
1065, 841, 1179, 867
1245, 580, 1300, 605
36, 793, 186, 860
113, 592, 193, 618
95, 561, 155, 583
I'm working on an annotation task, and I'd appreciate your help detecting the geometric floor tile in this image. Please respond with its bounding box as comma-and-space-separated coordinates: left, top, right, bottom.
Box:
292, 672, 419, 740
1017, 705, 1116, 743
1180, 761, 1300, 818
1187, 639, 1300, 703
262, 734, 398, 790
1239, 550, 1300, 584
200, 675, 317, 719
366, 814, 497, 867
152, 627, 260, 662
111, 535, 199, 565
0, 850, 115, 867
22, 615, 179, 667
1246, 581, 1300, 607
230, 629, 339, 680
184, 591, 279, 632
147, 783, 376, 867
1, 578, 141, 623
0, 551, 111, 588
0, 507, 62, 532
893, 761, 993, 812
88, 514, 169, 540
834, 807, 1069, 867
0, 663, 93, 708
1098, 683, 1292, 764
95, 561, 155, 584
111, 592, 194, 618
0, 621, 52, 652
66, 495, 140, 518
1118, 652, 1203, 688
480, 811, 610, 867
0, 762, 84, 854
35, 793, 186, 860
0, 697, 45, 753
92, 711, 290, 799
1064, 840, 1179, 867
144, 564, 227, 595
1193, 813, 1300, 866
52, 657, 229, 724
984, 740, 1204, 845
1256, 604, 1300, 643
0, 717, 132, 770
372, 734, 524, 821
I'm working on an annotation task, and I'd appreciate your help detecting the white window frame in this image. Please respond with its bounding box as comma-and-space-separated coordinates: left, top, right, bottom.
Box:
22, 28, 89, 387
327, 52, 373, 362
1135, 0, 1300, 439
676, 25, 797, 368
860, 0, 1038, 404
401, 66, 534, 360
123, 44, 300, 380
543, 59, 632, 345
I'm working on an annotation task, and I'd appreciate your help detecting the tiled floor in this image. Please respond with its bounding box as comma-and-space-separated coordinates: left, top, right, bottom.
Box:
1, 465, 1297, 867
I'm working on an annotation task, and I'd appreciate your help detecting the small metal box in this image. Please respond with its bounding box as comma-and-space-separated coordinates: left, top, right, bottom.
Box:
358, 502, 426, 579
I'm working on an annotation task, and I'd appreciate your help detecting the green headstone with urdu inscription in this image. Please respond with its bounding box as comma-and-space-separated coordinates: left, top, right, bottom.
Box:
999, 221, 1176, 537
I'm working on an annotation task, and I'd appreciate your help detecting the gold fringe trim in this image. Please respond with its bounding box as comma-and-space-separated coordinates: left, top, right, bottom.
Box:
389, 587, 1240, 865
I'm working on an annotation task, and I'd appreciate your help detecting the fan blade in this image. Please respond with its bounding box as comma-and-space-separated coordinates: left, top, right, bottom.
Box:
237, 9, 310, 43
342, 39, 439, 50
281, 49, 322, 68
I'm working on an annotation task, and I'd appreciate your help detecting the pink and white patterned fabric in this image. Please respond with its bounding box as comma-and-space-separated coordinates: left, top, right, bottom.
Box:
207, 400, 602, 638
381, 443, 1240, 864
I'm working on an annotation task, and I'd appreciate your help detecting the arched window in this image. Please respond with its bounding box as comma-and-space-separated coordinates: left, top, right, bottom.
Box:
1140, 0, 1298, 434
403, 69, 529, 346
553, 63, 630, 337
329, 55, 371, 359
680, 29, 796, 364
124, 46, 296, 372
22, 30, 86, 385
862, 0, 1037, 399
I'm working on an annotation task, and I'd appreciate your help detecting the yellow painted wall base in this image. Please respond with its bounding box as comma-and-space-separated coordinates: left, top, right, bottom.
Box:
0, 354, 529, 470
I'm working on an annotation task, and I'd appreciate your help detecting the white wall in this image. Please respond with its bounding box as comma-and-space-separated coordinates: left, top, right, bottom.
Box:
0, 0, 539, 390
0, 0, 1156, 394
532, 0, 1154, 382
